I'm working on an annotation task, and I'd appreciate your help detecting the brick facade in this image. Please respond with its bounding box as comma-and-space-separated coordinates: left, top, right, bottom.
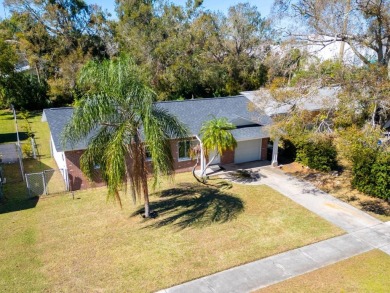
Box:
65, 150, 105, 191
64, 137, 269, 191
261, 138, 269, 161
65, 139, 199, 191
221, 149, 235, 164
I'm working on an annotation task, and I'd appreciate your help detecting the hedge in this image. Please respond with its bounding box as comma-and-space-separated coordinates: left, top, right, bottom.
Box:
295, 137, 338, 172
352, 150, 390, 200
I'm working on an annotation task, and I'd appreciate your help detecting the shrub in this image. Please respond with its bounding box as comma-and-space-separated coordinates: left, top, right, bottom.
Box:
352, 150, 390, 200
295, 137, 338, 172
22, 142, 33, 158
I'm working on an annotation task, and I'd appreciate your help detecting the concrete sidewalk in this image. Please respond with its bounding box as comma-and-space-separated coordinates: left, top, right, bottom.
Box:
252, 166, 382, 233
158, 165, 390, 293
159, 222, 390, 293
159, 234, 370, 293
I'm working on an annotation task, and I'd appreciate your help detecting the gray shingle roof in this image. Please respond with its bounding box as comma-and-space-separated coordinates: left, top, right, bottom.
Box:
43, 95, 271, 152
242, 87, 340, 116
156, 95, 271, 134
231, 126, 269, 141
42, 107, 93, 152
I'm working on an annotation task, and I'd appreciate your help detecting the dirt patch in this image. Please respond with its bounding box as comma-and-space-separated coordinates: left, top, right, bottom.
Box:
280, 162, 390, 221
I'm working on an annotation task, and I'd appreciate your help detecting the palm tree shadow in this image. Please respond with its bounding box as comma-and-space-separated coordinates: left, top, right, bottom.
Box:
132, 183, 244, 230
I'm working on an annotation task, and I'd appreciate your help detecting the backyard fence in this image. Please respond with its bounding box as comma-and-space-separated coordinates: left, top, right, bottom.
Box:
25, 168, 69, 198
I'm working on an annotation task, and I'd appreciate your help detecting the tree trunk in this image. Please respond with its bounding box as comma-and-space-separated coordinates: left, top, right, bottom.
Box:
201, 154, 217, 178
144, 192, 150, 218
142, 171, 150, 218
192, 159, 203, 183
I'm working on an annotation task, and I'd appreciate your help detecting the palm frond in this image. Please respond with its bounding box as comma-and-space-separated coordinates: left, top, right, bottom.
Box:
143, 108, 190, 187
200, 117, 237, 156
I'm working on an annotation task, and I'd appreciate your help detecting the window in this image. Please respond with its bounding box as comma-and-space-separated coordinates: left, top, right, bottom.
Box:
178, 140, 192, 161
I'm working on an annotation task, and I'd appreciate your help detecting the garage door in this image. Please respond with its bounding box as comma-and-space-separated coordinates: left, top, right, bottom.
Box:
208, 149, 221, 164
234, 139, 261, 164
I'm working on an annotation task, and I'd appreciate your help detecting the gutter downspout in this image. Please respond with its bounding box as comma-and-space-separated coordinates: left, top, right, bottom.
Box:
271, 137, 279, 167
195, 135, 205, 175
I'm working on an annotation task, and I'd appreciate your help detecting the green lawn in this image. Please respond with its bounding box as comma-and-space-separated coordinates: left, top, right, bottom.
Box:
0, 173, 343, 292
0, 109, 57, 183
259, 249, 390, 292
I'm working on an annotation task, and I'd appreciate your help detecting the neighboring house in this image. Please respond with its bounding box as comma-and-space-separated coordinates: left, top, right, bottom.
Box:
305, 35, 376, 66
242, 86, 340, 166
42, 96, 272, 191
242, 87, 340, 117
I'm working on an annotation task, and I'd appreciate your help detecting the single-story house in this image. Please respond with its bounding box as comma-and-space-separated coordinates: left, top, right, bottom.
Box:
42, 95, 272, 191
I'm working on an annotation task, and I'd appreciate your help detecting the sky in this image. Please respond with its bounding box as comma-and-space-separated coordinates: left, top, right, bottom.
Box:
0, 0, 274, 19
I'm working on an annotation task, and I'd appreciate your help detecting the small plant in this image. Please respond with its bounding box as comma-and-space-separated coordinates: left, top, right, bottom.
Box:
235, 169, 253, 179
22, 143, 33, 158
229, 169, 260, 182
360, 200, 390, 216
346, 195, 359, 202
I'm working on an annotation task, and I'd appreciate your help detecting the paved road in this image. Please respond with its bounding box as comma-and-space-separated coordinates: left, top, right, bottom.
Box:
158, 166, 390, 293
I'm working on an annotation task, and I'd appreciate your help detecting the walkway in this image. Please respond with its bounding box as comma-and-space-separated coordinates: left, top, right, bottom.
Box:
158, 165, 390, 293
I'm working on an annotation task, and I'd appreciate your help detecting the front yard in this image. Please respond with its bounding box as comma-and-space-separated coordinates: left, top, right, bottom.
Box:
0, 173, 342, 292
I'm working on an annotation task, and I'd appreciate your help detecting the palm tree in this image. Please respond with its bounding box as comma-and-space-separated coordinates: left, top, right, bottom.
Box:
63, 55, 188, 217
194, 117, 237, 182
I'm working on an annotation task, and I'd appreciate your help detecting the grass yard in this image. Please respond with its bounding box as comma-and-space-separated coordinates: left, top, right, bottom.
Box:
0, 109, 57, 185
0, 173, 343, 292
258, 249, 390, 292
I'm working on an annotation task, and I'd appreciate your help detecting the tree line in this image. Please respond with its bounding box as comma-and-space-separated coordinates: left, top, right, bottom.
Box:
0, 0, 273, 109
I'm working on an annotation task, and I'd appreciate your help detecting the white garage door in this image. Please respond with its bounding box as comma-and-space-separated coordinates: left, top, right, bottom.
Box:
234, 139, 261, 164
208, 149, 221, 164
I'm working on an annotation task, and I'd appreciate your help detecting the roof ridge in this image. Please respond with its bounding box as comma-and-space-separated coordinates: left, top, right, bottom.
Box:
155, 95, 245, 104
46, 107, 74, 110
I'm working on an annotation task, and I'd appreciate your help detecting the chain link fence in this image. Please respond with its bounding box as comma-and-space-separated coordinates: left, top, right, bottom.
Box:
25, 169, 69, 198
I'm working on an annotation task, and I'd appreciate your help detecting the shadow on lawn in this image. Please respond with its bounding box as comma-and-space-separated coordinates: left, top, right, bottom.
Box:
132, 183, 244, 229
0, 132, 29, 143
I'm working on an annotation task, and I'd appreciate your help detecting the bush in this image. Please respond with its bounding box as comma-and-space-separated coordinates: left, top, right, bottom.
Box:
295, 137, 338, 172
352, 150, 390, 200
22, 142, 33, 158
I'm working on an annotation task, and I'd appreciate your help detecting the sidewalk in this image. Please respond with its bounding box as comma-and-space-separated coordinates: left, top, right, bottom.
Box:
158, 165, 390, 293
253, 166, 382, 233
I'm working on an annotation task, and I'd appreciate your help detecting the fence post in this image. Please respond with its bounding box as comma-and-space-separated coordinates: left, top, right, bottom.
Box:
11, 105, 25, 182
42, 171, 47, 195
25, 174, 30, 197
31, 137, 37, 159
